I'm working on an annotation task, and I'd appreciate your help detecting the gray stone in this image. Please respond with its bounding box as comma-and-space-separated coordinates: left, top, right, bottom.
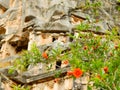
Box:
38, 41, 70, 53
23, 63, 47, 78
89, 20, 115, 34
34, 19, 72, 32
77, 0, 87, 9
24, 0, 77, 29
92, 21, 109, 33
25, 0, 49, 22
50, 0, 77, 9
71, 10, 89, 20
99, 7, 114, 20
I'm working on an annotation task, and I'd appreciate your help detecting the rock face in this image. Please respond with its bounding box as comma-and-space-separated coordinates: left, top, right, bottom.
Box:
0, 0, 120, 90
0, 0, 9, 11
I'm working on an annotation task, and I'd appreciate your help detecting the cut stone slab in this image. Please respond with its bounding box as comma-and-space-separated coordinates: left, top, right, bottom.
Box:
34, 19, 72, 33
23, 63, 48, 78
71, 10, 88, 20
11, 66, 70, 84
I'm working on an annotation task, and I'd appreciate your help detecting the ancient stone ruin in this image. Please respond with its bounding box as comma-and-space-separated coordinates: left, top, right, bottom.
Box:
0, 0, 120, 90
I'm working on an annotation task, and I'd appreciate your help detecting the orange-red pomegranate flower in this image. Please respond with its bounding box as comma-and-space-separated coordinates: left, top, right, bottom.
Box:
103, 66, 108, 73
42, 52, 48, 59
96, 74, 101, 79
83, 46, 88, 50
73, 68, 83, 78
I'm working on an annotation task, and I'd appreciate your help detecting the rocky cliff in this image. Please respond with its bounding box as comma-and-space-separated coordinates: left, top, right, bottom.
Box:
0, 0, 120, 90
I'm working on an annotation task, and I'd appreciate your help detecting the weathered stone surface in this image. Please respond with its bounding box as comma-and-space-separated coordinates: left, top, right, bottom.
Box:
0, 42, 16, 59
0, 7, 18, 19
91, 21, 110, 33
64, 78, 73, 90
34, 17, 72, 32
38, 41, 70, 53
0, 0, 9, 11
0, 55, 19, 68
34, 22, 71, 32
73, 75, 89, 90
71, 10, 88, 20
23, 63, 47, 77
0, 30, 29, 59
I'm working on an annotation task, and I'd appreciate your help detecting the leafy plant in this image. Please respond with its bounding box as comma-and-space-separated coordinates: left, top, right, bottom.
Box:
63, 26, 120, 90
83, 1, 102, 17
12, 85, 31, 90
76, 23, 90, 31
9, 43, 43, 72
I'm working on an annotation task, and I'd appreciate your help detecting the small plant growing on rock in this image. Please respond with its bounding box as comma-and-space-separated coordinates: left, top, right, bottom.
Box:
9, 43, 43, 73
76, 22, 90, 31
12, 85, 31, 90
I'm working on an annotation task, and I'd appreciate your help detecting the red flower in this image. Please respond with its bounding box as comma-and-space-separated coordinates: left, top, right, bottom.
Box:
73, 68, 83, 78
103, 66, 108, 73
42, 52, 48, 59
67, 71, 73, 76
96, 74, 101, 79
63, 60, 69, 65
83, 46, 88, 50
